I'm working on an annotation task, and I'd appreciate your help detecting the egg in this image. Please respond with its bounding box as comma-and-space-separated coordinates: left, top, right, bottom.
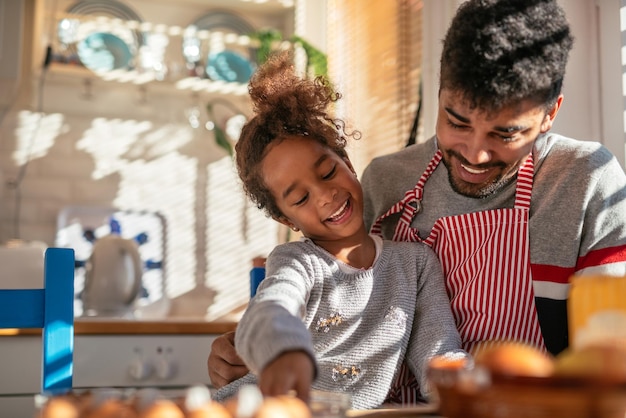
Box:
85, 399, 137, 418
39, 396, 79, 418
224, 384, 263, 418
186, 403, 232, 418
132, 388, 163, 412
255, 395, 311, 418
139, 399, 184, 418
182, 384, 231, 418
475, 341, 555, 377
428, 353, 471, 370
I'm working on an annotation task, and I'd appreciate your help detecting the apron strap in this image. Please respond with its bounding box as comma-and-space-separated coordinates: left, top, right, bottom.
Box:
514, 153, 534, 210
370, 150, 443, 240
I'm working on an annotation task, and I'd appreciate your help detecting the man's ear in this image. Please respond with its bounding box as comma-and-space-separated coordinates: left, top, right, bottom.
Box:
540, 95, 563, 133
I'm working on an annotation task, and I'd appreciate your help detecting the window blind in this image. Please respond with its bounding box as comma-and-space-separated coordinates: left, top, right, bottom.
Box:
326, 0, 423, 175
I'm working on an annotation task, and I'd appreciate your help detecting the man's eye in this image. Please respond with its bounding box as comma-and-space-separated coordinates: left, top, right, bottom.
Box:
323, 166, 336, 180
499, 135, 516, 142
446, 120, 466, 129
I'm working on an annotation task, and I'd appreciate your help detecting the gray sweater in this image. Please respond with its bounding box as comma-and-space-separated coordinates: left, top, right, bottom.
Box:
214, 237, 465, 409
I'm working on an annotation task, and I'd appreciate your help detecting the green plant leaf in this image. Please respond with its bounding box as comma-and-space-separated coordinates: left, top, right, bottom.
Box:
213, 123, 233, 156
290, 35, 328, 79
206, 104, 234, 156
251, 29, 283, 64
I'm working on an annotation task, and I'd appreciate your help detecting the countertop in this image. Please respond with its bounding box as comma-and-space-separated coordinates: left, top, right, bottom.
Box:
0, 304, 244, 336
0, 319, 238, 336
348, 405, 440, 417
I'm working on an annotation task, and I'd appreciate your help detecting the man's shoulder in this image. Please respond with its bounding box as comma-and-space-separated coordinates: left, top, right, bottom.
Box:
363, 138, 435, 180
369, 139, 434, 165
536, 133, 617, 174
537, 133, 607, 161
380, 239, 438, 261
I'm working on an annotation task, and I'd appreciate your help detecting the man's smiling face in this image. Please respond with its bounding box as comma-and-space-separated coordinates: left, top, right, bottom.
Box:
435, 89, 561, 198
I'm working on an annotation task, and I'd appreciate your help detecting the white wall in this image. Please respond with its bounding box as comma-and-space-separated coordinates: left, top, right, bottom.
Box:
421, 0, 626, 168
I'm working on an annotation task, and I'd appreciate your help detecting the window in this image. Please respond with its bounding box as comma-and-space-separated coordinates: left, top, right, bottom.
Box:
326, 0, 423, 175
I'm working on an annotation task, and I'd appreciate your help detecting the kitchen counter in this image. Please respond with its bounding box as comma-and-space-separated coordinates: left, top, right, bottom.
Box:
348, 405, 440, 417
75, 318, 238, 334
0, 303, 245, 336
0, 319, 238, 336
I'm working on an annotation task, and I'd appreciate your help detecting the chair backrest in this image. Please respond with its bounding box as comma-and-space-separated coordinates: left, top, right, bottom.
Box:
250, 257, 266, 298
0, 247, 75, 395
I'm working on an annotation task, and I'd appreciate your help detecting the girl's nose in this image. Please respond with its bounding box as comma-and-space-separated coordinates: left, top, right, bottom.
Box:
316, 185, 337, 206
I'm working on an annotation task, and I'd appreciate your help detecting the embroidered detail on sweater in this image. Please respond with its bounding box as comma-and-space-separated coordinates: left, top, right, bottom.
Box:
332, 364, 361, 381
385, 306, 408, 328
316, 311, 345, 332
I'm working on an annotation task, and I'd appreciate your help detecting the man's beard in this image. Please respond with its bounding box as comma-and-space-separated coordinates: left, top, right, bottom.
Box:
442, 150, 519, 199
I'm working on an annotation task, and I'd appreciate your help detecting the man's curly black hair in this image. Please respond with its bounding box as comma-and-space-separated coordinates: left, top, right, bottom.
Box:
235, 51, 357, 220
440, 0, 574, 113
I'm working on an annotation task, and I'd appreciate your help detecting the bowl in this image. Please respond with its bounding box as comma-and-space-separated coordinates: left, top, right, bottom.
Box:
428, 362, 626, 418
309, 390, 351, 418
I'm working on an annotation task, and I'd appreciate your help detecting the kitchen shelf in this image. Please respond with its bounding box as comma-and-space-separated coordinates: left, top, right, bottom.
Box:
38, 0, 297, 99
45, 62, 251, 97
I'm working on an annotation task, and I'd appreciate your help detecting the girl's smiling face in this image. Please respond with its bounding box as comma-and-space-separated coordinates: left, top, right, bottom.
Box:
260, 135, 367, 249
435, 89, 562, 198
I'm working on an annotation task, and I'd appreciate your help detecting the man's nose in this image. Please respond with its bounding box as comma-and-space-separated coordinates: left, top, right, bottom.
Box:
463, 134, 492, 165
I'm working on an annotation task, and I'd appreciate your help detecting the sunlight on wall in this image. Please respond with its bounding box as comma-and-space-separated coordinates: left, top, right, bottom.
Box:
75, 117, 199, 301
115, 152, 198, 299
205, 157, 279, 318
14, 110, 280, 320
14, 111, 65, 165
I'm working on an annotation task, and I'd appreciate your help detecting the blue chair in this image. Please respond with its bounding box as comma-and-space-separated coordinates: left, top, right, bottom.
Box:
0, 248, 75, 395
250, 257, 266, 298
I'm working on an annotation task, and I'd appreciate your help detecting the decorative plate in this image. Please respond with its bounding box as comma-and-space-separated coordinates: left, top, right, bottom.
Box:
77, 32, 133, 71
57, 0, 144, 71
206, 50, 254, 83
183, 10, 257, 81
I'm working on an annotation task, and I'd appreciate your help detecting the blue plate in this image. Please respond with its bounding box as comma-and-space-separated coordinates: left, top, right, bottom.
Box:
77, 32, 133, 72
206, 50, 255, 83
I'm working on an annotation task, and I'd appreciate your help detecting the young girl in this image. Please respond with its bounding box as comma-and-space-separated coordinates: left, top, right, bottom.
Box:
212, 52, 467, 409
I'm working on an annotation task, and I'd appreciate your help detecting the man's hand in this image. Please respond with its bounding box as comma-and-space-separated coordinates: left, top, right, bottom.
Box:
258, 351, 315, 404
207, 331, 249, 388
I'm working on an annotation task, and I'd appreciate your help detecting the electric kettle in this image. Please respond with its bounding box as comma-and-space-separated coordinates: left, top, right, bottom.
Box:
82, 234, 143, 317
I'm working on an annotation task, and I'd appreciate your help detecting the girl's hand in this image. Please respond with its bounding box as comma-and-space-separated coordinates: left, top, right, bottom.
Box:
259, 350, 315, 403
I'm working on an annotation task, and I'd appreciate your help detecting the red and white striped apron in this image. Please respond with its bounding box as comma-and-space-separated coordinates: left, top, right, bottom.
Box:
372, 150, 545, 403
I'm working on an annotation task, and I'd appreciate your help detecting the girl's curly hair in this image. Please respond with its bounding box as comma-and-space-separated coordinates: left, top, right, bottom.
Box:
235, 51, 357, 219
440, 0, 574, 113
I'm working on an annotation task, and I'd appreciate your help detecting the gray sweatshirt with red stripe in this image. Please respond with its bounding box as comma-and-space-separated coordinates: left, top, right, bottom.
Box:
361, 133, 626, 355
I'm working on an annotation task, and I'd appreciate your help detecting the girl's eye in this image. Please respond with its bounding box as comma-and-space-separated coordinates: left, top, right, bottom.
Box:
294, 194, 308, 206
322, 165, 337, 180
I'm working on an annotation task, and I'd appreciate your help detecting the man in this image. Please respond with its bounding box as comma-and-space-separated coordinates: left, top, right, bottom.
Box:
208, 0, 626, 392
